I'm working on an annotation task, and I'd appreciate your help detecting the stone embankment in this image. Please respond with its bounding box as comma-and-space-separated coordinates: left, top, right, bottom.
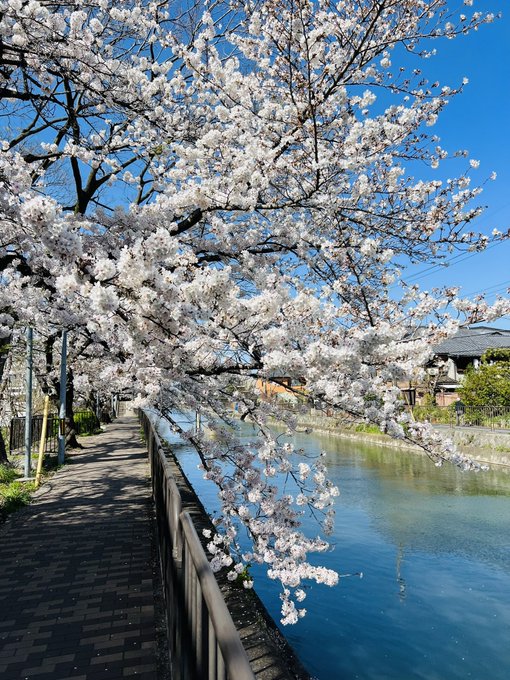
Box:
289, 413, 510, 468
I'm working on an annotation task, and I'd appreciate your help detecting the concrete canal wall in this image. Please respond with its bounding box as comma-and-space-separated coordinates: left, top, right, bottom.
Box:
286, 414, 510, 468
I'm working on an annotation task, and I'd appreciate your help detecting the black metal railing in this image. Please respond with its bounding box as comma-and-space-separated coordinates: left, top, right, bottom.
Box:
9, 414, 59, 453
412, 405, 510, 430
139, 410, 255, 680
9, 410, 100, 453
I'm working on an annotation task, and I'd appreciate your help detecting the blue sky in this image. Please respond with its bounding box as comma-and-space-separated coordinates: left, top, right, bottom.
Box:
402, 0, 510, 323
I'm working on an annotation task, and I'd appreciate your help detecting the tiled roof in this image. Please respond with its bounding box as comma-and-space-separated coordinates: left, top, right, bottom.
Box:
435, 326, 510, 357
436, 375, 461, 386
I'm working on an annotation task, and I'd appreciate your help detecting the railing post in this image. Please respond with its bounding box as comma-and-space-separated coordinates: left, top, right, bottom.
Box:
57, 330, 67, 465
208, 617, 216, 680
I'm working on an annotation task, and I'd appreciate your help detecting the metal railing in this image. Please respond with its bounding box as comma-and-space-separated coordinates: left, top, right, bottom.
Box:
9, 414, 59, 453
139, 410, 255, 680
298, 404, 510, 432
412, 405, 510, 430
9, 410, 100, 453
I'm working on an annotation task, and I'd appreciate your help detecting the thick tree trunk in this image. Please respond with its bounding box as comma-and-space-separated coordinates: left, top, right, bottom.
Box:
0, 429, 8, 465
41, 333, 82, 449
65, 368, 82, 449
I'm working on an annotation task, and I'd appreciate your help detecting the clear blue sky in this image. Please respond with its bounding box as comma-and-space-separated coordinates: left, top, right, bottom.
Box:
401, 0, 510, 324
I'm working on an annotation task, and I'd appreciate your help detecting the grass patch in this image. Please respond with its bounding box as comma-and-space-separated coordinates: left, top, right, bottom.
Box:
0, 463, 37, 521
0, 465, 18, 484
1, 480, 35, 515
353, 423, 382, 434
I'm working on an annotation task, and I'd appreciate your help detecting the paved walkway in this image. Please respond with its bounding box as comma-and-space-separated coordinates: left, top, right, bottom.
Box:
0, 418, 166, 680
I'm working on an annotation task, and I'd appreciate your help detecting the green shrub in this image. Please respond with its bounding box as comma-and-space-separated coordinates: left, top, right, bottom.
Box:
73, 410, 100, 435
412, 405, 453, 424
459, 363, 510, 408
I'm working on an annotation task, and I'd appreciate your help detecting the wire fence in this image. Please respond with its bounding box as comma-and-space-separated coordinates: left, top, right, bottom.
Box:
9, 410, 100, 453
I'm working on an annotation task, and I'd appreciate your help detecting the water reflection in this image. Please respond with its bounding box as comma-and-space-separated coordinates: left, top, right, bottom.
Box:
288, 429, 510, 574
396, 544, 407, 602
291, 427, 510, 496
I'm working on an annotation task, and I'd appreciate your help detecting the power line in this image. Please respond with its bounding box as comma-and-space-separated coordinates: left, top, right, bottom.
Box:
399, 240, 504, 286
462, 279, 510, 297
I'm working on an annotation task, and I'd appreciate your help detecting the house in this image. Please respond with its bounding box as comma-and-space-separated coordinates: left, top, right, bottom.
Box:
255, 376, 307, 403
431, 326, 510, 405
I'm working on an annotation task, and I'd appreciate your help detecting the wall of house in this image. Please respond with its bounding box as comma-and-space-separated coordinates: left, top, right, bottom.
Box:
255, 378, 306, 401
436, 391, 459, 407
445, 357, 456, 381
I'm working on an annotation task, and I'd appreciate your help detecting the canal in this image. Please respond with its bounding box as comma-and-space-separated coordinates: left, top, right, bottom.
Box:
160, 416, 510, 680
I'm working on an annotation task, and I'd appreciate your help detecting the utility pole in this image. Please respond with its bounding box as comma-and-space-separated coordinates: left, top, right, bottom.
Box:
57, 330, 67, 465
24, 327, 33, 478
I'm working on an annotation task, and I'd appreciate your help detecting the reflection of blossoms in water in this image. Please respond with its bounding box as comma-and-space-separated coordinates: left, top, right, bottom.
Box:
178, 415, 341, 624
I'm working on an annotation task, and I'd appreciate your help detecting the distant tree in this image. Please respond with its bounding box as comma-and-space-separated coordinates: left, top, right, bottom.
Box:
459, 363, 510, 408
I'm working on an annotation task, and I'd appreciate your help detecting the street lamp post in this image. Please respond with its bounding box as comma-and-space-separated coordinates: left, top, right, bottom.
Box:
57, 330, 67, 465
401, 386, 416, 422
24, 327, 33, 478
401, 387, 416, 407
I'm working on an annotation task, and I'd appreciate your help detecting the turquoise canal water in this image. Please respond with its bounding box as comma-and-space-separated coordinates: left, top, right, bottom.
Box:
160, 417, 510, 680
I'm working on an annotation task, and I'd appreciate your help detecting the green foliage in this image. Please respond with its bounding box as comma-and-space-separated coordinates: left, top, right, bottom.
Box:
364, 393, 382, 408
0, 464, 18, 484
353, 423, 381, 434
413, 404, 454, 424
235, 564, 253, 588
459, 363, 510, 408
73, 410, 100, 435
482, 348, 510, 364
0, 467, 36, 519
419, 392, 436, 408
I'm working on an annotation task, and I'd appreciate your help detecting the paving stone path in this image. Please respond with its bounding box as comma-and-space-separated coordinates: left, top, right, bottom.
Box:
0, 418, 166, 680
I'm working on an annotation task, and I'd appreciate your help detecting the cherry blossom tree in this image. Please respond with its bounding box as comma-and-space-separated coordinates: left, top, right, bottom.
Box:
1, 0, 509, 623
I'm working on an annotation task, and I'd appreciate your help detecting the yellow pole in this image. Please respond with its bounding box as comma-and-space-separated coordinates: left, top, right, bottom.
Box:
35, 396, 50, 488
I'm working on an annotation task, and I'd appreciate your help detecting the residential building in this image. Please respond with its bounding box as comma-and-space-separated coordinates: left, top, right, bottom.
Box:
432, 326, 510, 405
